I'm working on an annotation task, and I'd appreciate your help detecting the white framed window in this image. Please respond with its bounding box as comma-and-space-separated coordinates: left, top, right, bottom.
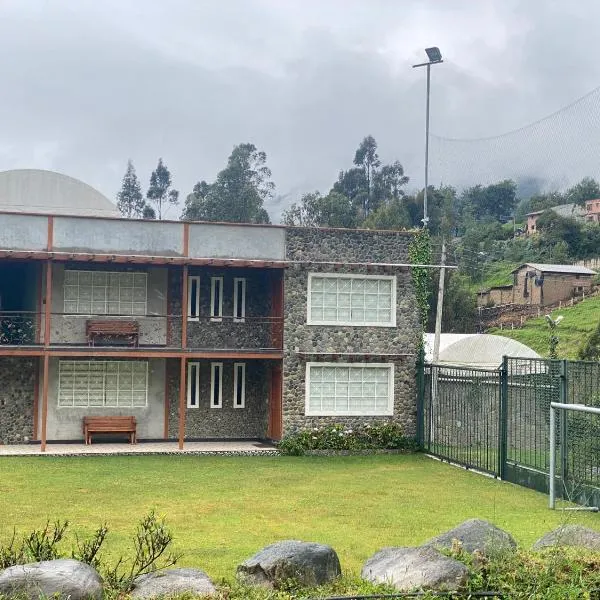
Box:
233, 278, 246, 322
233, 362, 246, 408
187, 362, 200, 408
210, 362, 223, 408
210, 277, 223, 321
64, 270, 147, 316
187, 276, 200, 321
307, 274, 396, 327
58, 360, 148, 408
305, 362, 394, 416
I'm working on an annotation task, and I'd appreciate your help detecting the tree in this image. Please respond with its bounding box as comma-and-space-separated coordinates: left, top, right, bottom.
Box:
182, 144, 272, 224
545, 314, 563, 359
578, 320, 600, 361
353, 135, 381, 216
282, 191, 357, 228
362, 197, 411, 231
146, 158, 179, 220
459, 180, 517, 223
565, 177, 600, 207
372, 161, 409, 207
332, 167, 367, 218
116, 160, 146, 218
535, 211, 582, 258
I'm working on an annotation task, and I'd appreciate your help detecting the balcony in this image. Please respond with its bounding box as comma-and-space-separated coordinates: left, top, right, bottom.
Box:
0, 312, 283, 352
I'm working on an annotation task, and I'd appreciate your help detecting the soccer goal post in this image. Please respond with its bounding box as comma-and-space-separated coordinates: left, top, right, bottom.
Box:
549, 402, 600, 511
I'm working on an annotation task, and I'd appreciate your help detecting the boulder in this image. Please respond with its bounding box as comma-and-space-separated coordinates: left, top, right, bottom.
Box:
533, 525, 600, 551
237, 540, 341, 588
131, 568, 216, 598
361, 546, 469, 592
424, 519, 517, 556
0, 558, 103, 600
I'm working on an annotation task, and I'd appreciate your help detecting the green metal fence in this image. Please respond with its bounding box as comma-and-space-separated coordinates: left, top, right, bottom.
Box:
419, 356, 600, 507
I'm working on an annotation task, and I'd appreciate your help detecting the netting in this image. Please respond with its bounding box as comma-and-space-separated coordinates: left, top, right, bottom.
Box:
429, 85, 600, 192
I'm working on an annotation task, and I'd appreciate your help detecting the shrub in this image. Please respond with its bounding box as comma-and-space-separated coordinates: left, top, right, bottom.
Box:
277, 422, 418, 456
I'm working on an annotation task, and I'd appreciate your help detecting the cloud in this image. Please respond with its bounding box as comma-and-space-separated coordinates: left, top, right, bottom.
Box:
1, 0, 600, 220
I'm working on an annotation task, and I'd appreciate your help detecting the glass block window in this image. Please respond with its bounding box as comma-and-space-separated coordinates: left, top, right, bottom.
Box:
306, 363, 393, 416
58, 361, 148, 408
307, 274, 395, 326
64, 270, 147, 315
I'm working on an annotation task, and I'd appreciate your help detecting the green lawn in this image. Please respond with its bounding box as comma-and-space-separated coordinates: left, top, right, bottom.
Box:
1, 454, 599, 581
491, 294, 600, 358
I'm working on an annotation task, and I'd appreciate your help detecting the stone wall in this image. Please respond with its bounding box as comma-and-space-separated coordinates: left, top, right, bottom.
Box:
282, 228, 419, 437
0, 357, 35, 444
167, 358, 269, 439
168, 267, 277, 350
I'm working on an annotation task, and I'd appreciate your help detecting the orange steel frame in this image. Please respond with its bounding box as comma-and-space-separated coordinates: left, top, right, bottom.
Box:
0, 216, 285, 450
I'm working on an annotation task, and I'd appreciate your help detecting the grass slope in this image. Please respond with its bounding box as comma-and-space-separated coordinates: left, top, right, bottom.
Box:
1, 454, 599, 580
490, 294, 600, 358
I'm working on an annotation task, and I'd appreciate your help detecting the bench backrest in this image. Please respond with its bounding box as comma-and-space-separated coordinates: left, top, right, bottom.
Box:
86, 320, 139, 334
84, 416, 136, 428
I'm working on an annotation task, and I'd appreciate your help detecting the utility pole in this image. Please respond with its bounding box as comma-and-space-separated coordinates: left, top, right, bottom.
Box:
432, 240, 446, 363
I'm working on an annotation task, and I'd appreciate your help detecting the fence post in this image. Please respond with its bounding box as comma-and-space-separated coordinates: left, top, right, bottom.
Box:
559, 359, 568, 499
416, 347, 425, 447
498, 355, 509, 479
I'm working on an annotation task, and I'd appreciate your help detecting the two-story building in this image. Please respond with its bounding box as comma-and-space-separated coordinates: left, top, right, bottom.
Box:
0, 170, 420, 448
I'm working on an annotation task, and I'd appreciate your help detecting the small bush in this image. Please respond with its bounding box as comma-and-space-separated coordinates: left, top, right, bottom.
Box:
277, 422, 418, 456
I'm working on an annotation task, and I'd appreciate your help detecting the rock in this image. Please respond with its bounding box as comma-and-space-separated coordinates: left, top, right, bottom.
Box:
424, 519, 517, 556
533, 525, 600, 551
237, 540, 341, 588
361, 546, 469, 592
0, 558, 103, 600
131, 568, 216, 598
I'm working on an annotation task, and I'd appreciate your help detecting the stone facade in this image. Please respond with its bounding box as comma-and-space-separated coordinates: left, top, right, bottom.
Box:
282, 228, 419, 437
167, 358, 269, 439
168, 267, 277, 350
0, 357, 36, 444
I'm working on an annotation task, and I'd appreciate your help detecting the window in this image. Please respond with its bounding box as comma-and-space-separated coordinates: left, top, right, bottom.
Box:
233, 278, 246, 322
210, 277, 223, 321
210, 362, 223, 408
233, 362, 246, 408
307, 274, 396, 326
58, 360, 148, 408
187, 276, 200, 321
64, 270, 147, 315
187, 362, 200, 408
305, 362, 393, 416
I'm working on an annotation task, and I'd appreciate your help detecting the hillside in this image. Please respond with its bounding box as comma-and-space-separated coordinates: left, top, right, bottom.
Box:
489, 294, 600, 359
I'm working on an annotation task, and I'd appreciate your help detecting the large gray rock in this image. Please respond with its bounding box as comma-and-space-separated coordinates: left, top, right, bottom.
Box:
533, 525, 600, 551
237, 540, 341, 588
131, 568, 216, 598
361, 546, 469, 592
0, 558, 103, 600
424, 519, 517, 556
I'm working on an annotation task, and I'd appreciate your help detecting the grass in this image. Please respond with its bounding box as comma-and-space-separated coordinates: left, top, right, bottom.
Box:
470, 261, 519, 292
1, 454, 599, 581
490, 293, 600, 358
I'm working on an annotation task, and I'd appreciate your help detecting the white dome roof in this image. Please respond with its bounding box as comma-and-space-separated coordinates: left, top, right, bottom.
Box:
424, 333, 541, 370
0, 169, 119, 217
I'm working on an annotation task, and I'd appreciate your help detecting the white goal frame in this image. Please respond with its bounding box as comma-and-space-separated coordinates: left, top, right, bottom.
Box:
549, 402, 600, 511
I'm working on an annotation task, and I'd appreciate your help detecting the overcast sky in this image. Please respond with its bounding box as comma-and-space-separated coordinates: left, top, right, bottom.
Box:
2, 0, 600, 219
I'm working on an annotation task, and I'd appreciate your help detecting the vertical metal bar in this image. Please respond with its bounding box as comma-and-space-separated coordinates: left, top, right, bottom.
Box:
423, 63, 430, 227
559, 359, 568, 499
549, 404, 556, 509
498, 356, 509, 479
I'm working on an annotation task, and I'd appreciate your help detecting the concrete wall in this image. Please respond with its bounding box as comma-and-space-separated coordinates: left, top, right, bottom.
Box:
188, 223, 285, 260
282, 228, 420, 437
49, 264, 168, 346
0, 214, 48, 251
41, 358, 166, 441
167, 358, 269, 439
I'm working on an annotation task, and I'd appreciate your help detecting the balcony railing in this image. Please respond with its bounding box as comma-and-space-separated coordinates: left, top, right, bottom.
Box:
0, 312, 283, 351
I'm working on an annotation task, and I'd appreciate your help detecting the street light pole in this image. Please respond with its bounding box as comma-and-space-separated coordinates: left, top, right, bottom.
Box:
413, 47, 443, 228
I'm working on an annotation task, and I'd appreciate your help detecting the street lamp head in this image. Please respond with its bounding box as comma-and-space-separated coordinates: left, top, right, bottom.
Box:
425, 47, 442, 63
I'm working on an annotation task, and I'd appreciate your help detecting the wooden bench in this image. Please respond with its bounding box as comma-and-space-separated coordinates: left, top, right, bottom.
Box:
83, 416, 137, 445
86, 319, 139, 346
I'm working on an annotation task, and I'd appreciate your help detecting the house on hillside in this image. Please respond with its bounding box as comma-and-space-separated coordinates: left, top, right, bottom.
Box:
0, 169, 420, 448
585, 199, 600, 223
526, 200, 600, 234
477, 262, 596, 308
